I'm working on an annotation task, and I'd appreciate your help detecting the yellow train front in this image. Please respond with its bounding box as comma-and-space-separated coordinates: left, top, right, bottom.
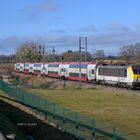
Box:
129, 65, 140, 88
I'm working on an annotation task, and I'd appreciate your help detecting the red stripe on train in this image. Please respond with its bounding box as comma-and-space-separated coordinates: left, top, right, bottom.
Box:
47, 73, 60, 78
68, 76, 87, 81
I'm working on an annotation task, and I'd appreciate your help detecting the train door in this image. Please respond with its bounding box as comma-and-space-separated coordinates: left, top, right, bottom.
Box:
44, 64, 48, 75
60, 68, 66, 77
88, 69, 95, 81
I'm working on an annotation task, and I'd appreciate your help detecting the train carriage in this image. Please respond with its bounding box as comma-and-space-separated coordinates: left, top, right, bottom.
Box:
87, 62, 97, 81
33, 63, 44, 75
68, 62, 97, 81
59, 63, 70, 79
47, 62, 61, 78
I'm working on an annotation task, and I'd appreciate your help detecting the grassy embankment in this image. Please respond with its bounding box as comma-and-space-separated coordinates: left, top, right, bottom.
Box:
27, 87, 140, 139
0, 91, 77, 140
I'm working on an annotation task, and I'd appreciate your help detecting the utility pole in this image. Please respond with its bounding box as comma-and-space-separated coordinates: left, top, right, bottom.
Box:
79, 37, 87, 88
52, 46, 55, 61
79, 37, 88, 61
79, 37, 82, 88
85, 37, 87, 62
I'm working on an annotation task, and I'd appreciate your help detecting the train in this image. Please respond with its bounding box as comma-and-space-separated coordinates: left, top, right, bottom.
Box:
15, 61, 140, 89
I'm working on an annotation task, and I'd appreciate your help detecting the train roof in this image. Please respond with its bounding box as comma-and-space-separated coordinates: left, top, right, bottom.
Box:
16, 61, 98, 65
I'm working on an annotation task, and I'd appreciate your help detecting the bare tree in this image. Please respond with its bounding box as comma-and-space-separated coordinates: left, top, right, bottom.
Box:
15, 42, 45, 62
120, 43, 140, 64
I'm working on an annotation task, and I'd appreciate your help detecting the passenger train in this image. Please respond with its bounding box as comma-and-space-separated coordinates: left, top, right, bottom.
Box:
15, 62, 140, 88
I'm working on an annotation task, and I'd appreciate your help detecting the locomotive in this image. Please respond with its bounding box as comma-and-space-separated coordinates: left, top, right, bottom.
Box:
15, 62, 140, 88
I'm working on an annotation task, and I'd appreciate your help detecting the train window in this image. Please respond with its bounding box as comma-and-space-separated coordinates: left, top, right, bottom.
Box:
48, 71, 58, 74
132, 65, 140, 74
48, 64, 59, 67
25, 64, 29, 66
119, 69, 127, 77
69, 73, 79, 77
34, 64, 41, 67
98, 67, 127, 77
81, 73, 87, 77
69, 64, 87, 69
69, 73, 87, 77
91, 70, 94, 74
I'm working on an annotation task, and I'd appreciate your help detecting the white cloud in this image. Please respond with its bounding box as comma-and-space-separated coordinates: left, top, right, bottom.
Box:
1, 23, 140, 55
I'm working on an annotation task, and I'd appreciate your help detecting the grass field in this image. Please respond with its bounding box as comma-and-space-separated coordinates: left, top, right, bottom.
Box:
28, 87, 140, 139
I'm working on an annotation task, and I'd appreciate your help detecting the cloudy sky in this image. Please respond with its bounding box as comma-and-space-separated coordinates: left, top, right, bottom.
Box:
0, 0, 140, 55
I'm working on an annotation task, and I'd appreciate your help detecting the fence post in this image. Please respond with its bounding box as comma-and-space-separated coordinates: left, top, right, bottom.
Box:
113, 128, 116, 140
75, 112, 79, 139
92, 119, 96, 140
44, 100, 48, 120
53, 103, 56, 118
63, 107, 66, 131
0, 76, 3, 81
22, 90, 24, 103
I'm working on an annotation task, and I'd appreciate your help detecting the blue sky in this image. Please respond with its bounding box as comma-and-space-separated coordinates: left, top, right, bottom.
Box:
0, 0, 140, 55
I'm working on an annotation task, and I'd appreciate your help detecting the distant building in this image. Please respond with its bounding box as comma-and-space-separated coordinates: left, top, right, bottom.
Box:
94, 50, 105, 58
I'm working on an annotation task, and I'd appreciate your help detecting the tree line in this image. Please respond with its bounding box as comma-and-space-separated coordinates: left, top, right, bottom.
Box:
0, 41, 140, 64
14, 42, 93, 62
120, 43, 140, 64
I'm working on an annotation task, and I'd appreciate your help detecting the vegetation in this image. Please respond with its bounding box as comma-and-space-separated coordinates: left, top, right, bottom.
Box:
27, 87, 140, 139
15, 42, 45, 62
0, 64, 14, 75
120, 42, 140, 64
0, 55, 14, 64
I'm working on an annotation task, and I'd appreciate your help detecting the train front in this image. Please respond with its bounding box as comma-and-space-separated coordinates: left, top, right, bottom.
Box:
130, 65, 140, 88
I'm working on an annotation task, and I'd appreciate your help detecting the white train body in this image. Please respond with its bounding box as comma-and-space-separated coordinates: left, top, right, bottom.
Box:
15, 63, 24, 72
87, 64, 97, 81
59, 63, 70, 78
33, 63, 44, 75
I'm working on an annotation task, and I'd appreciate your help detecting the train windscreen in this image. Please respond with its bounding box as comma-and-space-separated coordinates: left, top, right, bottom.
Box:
132, 65, 140, 74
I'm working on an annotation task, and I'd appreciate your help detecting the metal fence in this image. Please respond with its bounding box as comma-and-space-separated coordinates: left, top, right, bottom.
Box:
0, 80, 127, 140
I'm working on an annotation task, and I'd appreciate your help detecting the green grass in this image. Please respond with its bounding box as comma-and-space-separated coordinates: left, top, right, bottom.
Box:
27, 88, 140, 139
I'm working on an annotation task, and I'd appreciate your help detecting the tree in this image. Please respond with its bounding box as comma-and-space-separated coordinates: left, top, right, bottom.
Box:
120, 43, 140, 64
15, 42, 45, 62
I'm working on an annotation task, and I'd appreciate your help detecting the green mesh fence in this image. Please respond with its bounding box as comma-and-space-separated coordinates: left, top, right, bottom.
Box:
0, 80, 127, 140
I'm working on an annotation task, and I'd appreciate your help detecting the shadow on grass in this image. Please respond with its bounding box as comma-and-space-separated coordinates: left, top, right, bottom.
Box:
0, 96, 77, 140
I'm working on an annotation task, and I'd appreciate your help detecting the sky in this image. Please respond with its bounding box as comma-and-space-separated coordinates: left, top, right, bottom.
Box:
0, 0, 140, 55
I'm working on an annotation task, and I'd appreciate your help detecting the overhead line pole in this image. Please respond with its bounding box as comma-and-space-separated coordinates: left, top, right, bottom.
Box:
85, 37, 87, 62
79, 37, 82, 88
